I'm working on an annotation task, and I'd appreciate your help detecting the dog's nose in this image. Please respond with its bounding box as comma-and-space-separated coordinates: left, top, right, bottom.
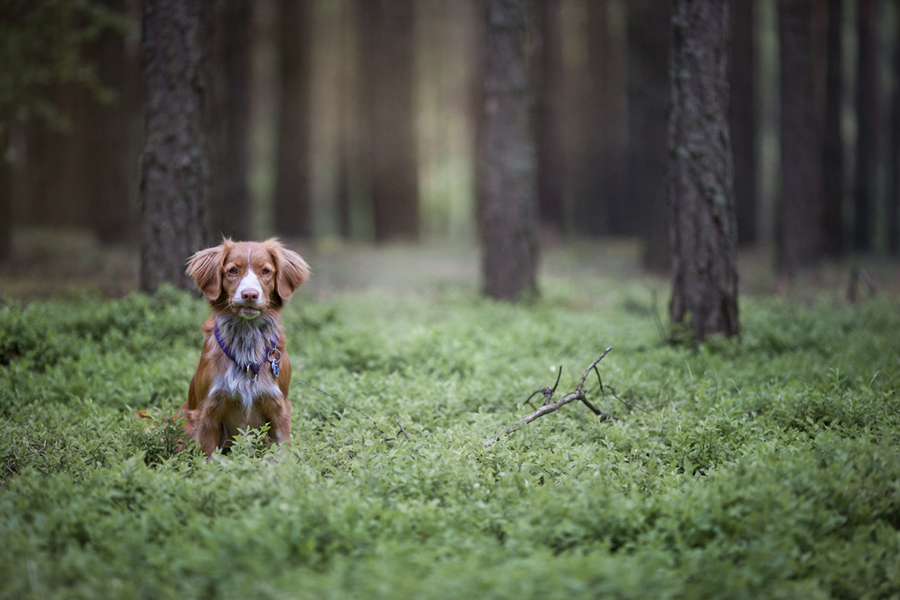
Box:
241, 289, 259, 303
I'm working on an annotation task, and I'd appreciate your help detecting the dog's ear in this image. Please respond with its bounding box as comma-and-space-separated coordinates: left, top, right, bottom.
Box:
186, 243, 228, 302
266, 239, 309, 300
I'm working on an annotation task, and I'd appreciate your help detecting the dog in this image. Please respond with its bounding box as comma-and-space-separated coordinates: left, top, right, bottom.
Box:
179, 238, 309, 458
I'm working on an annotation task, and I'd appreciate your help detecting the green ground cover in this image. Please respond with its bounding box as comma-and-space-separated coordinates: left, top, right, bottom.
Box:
1, 260, 899, 599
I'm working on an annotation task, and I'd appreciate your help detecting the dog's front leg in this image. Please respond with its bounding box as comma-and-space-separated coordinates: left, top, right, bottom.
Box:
196, 400, 228, 458
264, 399, 292, 447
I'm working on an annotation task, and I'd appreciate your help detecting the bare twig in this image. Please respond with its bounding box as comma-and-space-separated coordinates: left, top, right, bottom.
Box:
485, 348, 617, 448
848, 266, 879, 302
397, 420, 412, 442
523, 366, 562, 409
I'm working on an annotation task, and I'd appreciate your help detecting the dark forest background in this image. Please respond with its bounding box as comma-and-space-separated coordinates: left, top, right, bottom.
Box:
1, 0, 899, 304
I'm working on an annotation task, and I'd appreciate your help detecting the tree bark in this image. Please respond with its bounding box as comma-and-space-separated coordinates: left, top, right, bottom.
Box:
536, 0, 564, 235
209, 0, 252, 240
273, 0, 313, 239
625, 0, 672, 271
139, 0, 213, 292
668, 0, 739, 341
364, 0, 419, 242
88, 0, 140, 245
730, 0, 757, 246
479, 0, 539, 301
887, 1, 900, 256
777, 0, 824, 274
821, 0, 844, 256
853, 0, 877, 252
577, 0, 628, 238
0, 129, 11, 261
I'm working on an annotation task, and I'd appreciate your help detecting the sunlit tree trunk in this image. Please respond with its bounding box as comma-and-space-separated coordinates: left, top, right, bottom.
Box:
479, 0, 538, 301
777, 0, 824, 274
273, 0, 313, 238
730, 0, 757, 246
140, 0, 212, 292
668, 0, 739, 341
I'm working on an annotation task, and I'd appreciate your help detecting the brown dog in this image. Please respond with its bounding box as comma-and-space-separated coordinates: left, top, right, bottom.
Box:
179, 238, 309, 457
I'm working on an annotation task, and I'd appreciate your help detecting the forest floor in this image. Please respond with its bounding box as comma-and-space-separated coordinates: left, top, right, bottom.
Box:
1, 228, 899, 598
2, 226, 899, 301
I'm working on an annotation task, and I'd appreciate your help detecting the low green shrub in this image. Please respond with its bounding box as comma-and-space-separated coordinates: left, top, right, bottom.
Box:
1, 282, 898, 599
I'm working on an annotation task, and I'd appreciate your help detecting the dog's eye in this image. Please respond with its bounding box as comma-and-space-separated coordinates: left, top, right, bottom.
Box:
261, 268, 271, 275
228, 267, 239, 275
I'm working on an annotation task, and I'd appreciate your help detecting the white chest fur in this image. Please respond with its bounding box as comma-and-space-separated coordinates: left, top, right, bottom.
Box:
209, 368, 282, 409
209, 316, 283, 409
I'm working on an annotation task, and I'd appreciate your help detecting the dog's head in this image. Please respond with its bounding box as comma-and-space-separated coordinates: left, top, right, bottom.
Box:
186, 238, 310, 318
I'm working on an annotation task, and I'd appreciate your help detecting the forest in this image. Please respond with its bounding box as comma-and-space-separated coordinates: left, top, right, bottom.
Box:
1, 0, 899, 598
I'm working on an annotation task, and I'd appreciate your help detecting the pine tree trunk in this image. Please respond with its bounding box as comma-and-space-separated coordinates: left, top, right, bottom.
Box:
853, 0, 877, 252
0, 129, 11, 261
209, 0, 252, 240
578, 0, 627, 238
89, 0, 140, 245
139, 0, 212, 292
821, 0, 844, 256
479, 0, 538, 301
887, 1, 900, 256
366, 0, 419, 242
730, 0, 757, 246
777, 0, 824, 274
536, 0, 564, 236
273, 0, 313, 238
668, 0, 739, 341
625, 0, 672, 271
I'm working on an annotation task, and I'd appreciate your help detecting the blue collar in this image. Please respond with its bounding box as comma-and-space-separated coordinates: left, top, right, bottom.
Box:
213, 322, 281, 380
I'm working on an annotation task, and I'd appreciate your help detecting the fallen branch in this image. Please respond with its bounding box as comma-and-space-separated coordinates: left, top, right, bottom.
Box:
847, 267, 879, 303
485, 347, 617, 448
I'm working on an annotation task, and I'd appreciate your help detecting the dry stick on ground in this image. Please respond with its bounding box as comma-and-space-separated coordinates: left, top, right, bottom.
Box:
485, 347, 618, 448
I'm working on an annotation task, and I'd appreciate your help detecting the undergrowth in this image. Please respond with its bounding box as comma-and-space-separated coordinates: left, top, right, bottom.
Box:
1, 280, 898, 599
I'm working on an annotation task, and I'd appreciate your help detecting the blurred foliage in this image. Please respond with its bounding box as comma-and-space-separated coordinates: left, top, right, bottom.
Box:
0, 0, 130, 134
0, 278, 899, 598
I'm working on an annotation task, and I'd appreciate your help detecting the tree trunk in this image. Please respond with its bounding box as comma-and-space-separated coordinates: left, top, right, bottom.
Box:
365, 0, 419, 242
625, 0, 672, 271
577, 0, 628, 238
89, 0, 140, 245
0, 129, 11, 261
821, 0, 844, 256
668, 0, 738, 341
209, 0, 252, 240
139, 0, 212, 292
730, 0, 757, 246
273, 0, 313, 238
853, 0, 877, 252
479, 0, 539, 301
887, 1, 900, 256
777, 0, 824, 274
536, 0, 564, 236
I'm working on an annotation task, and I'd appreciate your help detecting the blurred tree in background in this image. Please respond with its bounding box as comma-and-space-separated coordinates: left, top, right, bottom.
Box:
273, 0, 313, 239
2, 0, 900, 299
478, 0, 539, 301
778, 0, 825, 275
668, 0, 739, 340
0, 0, 130, 260
139, 0, 212, 292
